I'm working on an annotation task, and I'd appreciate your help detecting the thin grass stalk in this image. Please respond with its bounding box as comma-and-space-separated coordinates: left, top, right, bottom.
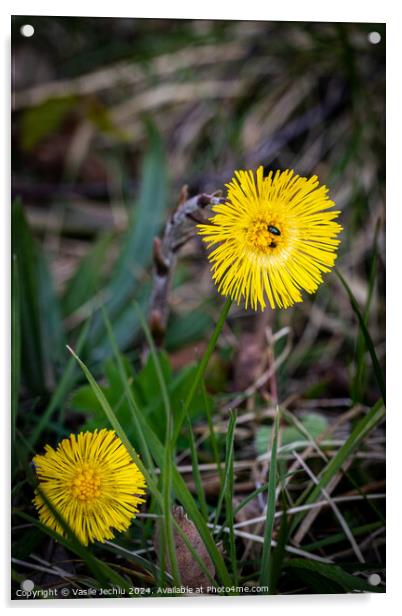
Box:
259, 406, 280, 587
68, 345, 233, 587
29, 318, 91, 449
134, 304, 182, 587
101, 310, 155, 473
335, 269, 385, 403
352, 220, 380, 403
187, 418, 209, 521
291, 398, 385, 532
67, 344, 158, 495
224, 410, 238, 586
202, 383, 224, 483
12, 254, 20, 450
172, 296, 232, 443
213, 411, 237, 530
16, 483, 130, 590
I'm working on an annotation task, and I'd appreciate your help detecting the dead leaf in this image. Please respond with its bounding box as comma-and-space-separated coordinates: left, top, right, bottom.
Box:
153, 506, 215, 591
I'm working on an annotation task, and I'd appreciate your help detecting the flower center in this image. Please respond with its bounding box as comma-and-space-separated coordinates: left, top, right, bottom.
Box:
246, 219, 283, 254
71, 466, 101, 502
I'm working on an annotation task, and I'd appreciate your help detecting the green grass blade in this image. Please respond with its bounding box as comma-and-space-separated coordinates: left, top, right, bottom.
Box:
16, 510, 128, 589
68, 345, 234, 587
89, 121, 168, 357
29, 319, 91, 449
224, 411, 238, 585
173, 297, 232, 443
259, 406, 280, 587
202, 383, 223, 483
102, 540, 172, 585
134, 304, 181, 587
292, 399, 385, 531
101, 309, 154, 473
12, 198, 46, 394
286, 559, 383, 593
352, 220, 381, 403
335, 268, 385, 403
16, 474, 132, 589
12, 254, 20, 449
268, 493, 289, 594
214, 411, 237, 529
66, 344, 158, 495
302, 521, 383, 552
136, 412, 234, 586
187, 418, 209, 521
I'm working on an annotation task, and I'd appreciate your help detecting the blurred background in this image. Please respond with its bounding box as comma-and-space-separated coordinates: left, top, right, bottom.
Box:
11, 16, 385, 400
11, 16, 386, 593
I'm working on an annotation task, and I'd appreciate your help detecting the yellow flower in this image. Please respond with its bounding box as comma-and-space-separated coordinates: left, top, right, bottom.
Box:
33, 429, 146, 546
198, 166, 342, 310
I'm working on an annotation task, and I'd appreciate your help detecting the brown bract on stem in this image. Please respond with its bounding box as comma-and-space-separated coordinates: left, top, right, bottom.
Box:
148, 187, 224, 346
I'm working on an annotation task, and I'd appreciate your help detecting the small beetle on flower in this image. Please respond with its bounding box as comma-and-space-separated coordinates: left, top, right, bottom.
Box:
198, 166, 342, 311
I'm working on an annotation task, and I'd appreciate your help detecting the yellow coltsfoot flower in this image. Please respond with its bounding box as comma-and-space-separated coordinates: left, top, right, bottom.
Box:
197, 166, 342, 311
33, 429, 146, 546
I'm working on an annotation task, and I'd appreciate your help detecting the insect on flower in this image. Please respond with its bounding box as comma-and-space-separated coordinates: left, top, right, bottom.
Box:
197, 166, 342, 311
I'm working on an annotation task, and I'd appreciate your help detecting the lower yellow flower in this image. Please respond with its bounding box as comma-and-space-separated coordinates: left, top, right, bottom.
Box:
33, 429, 146, 546
198, 166, 342, 310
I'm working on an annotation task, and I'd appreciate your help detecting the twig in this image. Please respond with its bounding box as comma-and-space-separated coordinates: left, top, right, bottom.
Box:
293, 451, 365, 563
232, 493, 386, 527
148, 188, 224, 345
208, 523, 333, 564
11, 557, 74, 581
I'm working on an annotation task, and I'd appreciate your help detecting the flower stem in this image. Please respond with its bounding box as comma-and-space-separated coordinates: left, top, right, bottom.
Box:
172, 296, 233, 443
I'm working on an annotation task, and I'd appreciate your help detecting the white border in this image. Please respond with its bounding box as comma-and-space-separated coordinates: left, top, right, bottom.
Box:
2, 1, 400, 613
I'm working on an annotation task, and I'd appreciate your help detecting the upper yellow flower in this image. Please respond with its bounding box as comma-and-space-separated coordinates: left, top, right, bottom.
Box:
198, 166, 342, 310
33, 429, 146, 546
